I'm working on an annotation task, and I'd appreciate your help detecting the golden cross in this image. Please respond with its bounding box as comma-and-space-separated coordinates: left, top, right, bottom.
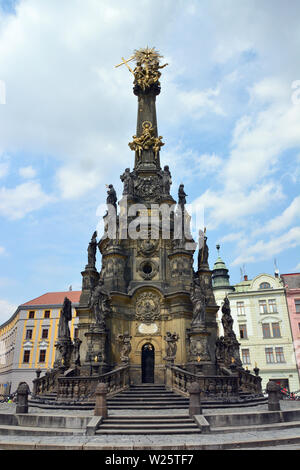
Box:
115, 56, 135, 68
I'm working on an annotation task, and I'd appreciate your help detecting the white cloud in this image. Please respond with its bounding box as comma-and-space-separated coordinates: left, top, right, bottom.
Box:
0, 299, 17, 324
0, 181, 53, 220
192, 181, 284, 230
253, 196, 300, 236
19, 165, 36, 179
232, 226, 300, 266
0, 246, 5, 256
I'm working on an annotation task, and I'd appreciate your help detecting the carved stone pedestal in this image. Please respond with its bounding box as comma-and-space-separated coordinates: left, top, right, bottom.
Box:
187, 327, 215, 376
80, 267, 99, 306
53, 338, 74, 370
83, 325, 109, 375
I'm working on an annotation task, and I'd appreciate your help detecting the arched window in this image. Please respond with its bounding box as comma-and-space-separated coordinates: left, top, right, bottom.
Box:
259, 282, 271, 289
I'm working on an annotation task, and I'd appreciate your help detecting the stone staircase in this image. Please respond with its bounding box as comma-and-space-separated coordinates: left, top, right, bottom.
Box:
107, 384, 189, 410
96, 414, 200, 435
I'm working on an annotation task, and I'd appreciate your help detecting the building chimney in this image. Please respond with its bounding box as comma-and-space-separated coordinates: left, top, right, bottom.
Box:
244, 275, 248, 281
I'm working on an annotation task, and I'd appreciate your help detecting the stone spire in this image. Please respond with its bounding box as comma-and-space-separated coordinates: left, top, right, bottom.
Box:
119, 47, 167, 172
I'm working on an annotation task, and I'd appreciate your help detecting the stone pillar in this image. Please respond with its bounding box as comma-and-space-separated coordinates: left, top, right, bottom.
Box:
188, 381, 202, 417
94, 382, 108, 418
16, 382, 30, 414
266, 380, 281, 411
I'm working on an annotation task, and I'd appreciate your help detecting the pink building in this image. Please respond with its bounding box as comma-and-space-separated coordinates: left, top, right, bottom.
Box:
281, 273, 300, 381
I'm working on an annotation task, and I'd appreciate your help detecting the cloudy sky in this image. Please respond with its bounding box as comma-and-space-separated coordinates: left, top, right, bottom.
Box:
0, 0, 300, 323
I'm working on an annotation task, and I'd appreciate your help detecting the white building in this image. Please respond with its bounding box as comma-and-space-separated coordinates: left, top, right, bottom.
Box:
212, 248, 300, 392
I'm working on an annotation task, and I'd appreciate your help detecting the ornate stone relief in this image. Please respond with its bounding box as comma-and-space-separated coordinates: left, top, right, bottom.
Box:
135, 292, 161, 324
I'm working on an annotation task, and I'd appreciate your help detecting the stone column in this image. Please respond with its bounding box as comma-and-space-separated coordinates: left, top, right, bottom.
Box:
16, 382, 30, 414
266, 380, 281, 411
94, 382, 108, 418
188, 381, 202, 417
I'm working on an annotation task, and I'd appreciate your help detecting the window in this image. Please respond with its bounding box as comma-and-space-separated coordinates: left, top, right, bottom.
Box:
44, 310, 50, 319
298, 322, 300, 332
259, 282, 271, 289
259, 300, 268, 314
272, 323, 281, 338
275, 347, 285, 363
268, 299, 277, 313
41, 329, 48, 339
25, 329, 33, 340
262, 323, 271, 338
265, 347, 275, 363
242, 349, 251, 365
239, 324, 248, 339
237, 302, 245, 316
23, 350, 30, 363
28, 311, 35, 319
39, 350, 46, 363
295, 300, 300, 313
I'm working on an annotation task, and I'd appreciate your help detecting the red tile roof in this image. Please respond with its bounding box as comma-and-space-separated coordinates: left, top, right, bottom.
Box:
21, 291, 81, 306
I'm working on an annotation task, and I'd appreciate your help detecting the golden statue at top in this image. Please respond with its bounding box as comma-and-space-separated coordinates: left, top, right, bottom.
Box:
115, 47, 168, 90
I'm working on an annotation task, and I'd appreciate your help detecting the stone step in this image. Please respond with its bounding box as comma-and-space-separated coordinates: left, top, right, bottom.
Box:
210, 420, 300, 434
100, 422, 199, 430
107, 415, 191, 422
96, 427, 200, 435
108, 397, 188, 402
0, 425, 85, 436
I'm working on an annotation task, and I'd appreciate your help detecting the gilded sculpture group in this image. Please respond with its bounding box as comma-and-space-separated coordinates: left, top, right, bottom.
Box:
129, 121, 164, 161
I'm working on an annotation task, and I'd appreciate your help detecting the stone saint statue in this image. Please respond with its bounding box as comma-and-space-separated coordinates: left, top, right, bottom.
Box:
87, 231, 97, 268
190, 277, 207, 327
106, 184, 117, 211
120, 168, 134, 196
198, 231, 209, 268
178, 184, 187, 209
58, 297, 72, 339
221, 297, 234, 337
90, 280, 111, 329
161, 165, 172, 194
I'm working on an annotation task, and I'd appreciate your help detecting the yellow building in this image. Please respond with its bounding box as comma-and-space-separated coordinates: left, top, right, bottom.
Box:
0, 291, 80, 396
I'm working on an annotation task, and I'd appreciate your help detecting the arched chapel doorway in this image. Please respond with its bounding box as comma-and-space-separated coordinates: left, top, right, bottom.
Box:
141, 343, 155, 383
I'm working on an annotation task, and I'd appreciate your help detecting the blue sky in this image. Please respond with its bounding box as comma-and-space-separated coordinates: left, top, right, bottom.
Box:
0, 0, 300, 322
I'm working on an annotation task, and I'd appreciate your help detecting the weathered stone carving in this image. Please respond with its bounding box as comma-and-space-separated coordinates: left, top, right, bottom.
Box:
106, 184, 117, 210
90, 280, 111, 330
138, 238, 159, 257
190, 277, 207, 327
178, 184, 187, 209
161, 165, 172, 194
189, 336, 210, 362
164, 331, 179, 362
117, 332, 132, 363
87, 231, 97, 268
135, 292, 160, 323
198, 230, 209, 268
220, 297, 243, 367
134, 174, 162, 201
58, 297, 72, 340
120, 168, 134, 196
137, 259, 159, 280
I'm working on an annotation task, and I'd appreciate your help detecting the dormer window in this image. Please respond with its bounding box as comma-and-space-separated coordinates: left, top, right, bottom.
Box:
259, 282, 271, 289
